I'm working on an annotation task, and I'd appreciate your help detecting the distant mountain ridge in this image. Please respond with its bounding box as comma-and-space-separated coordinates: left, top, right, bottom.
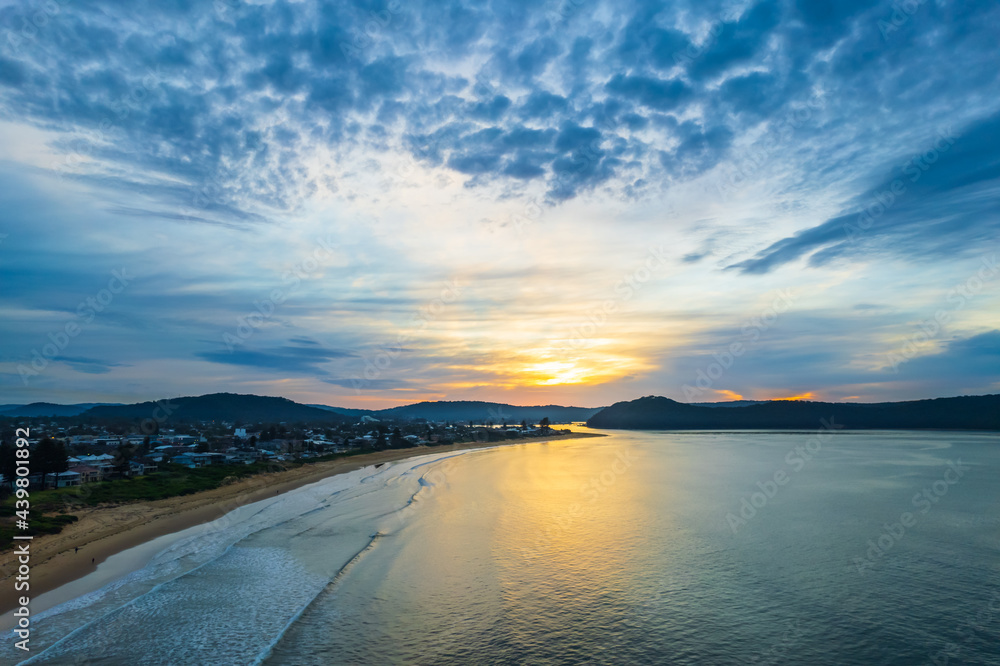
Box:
306, 404, 374, 417
587, 395, 1000, 430
1, 394, 601, 425
7, 394, 998, 429
0, 402, 121, 417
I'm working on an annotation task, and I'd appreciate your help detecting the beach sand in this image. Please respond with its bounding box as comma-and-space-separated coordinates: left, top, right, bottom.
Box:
0, 432, 603, 615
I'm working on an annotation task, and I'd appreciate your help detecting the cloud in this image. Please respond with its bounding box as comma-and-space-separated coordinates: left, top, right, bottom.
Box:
605, 74, 691, 112
732, 111, 1000, 274
56, 356, 129, 375
518, 91, 569, 119
321, 378, 416, 390
197, 342, 353, 375
0, 0, 995, 209
893, 330, 1000, 381
685, 0, 782, 80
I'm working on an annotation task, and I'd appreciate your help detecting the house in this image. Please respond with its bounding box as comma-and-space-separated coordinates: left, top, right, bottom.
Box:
150, 446, 184, 459
54, 470, 81, 488
75, 454, 117, 474
172, 453, 205, 468
226, 450, 261, 465
69, 464, 102, 484
172, 452, 216, 468
133, 457, 158, 475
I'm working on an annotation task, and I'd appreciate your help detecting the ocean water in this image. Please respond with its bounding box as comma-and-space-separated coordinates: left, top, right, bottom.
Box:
5, 431, 1000, 665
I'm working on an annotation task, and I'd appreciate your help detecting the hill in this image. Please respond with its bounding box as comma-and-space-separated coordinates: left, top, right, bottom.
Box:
4, 395, 602, 425
376, 401, 600, 424
0, 402, 121, 417
307, 404, 375, 418
587, 395, 1000, 430
81, 393, 349, 424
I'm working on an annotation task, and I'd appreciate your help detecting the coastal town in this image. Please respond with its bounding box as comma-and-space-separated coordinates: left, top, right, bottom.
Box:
0, 415, 564, 492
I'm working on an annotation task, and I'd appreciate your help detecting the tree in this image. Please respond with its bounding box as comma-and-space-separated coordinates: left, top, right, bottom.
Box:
539, 417, 550, 428
390, 427, 405, 449
0, 440, 16, 495
114, 444, 136, 477
36, 437, 68, 488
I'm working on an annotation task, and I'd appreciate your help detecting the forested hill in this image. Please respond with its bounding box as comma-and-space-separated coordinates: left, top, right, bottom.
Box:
586, 395, 1000, 430
82, 393, 349, 424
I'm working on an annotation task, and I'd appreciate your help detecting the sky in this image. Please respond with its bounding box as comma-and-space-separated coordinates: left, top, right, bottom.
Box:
0, 0, 998, 409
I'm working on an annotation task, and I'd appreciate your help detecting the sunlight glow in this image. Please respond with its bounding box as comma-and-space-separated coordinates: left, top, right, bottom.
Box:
767, 392, 817, 401
522, 361, 590, 386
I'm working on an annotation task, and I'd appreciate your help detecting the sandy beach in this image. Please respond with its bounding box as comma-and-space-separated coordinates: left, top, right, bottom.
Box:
0, 432, 603, 616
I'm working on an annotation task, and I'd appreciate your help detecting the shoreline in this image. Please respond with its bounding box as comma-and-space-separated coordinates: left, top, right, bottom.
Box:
0, 431, 603, 616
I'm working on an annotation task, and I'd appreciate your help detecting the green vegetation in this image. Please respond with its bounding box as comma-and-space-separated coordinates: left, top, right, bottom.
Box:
0, 513, 78, 545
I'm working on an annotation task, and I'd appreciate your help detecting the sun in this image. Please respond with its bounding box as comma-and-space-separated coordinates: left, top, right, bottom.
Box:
521, 360, 590, 386
442, 344, 656, 390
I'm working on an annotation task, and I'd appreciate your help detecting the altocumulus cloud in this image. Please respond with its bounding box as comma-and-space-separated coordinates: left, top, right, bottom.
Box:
0, 0, 993, 224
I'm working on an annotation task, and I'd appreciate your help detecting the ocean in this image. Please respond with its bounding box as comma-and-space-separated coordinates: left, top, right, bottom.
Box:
4, 430, 999, 665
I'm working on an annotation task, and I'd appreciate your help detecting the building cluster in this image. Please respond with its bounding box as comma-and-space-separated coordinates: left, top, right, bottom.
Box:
3, 417, 559, 491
